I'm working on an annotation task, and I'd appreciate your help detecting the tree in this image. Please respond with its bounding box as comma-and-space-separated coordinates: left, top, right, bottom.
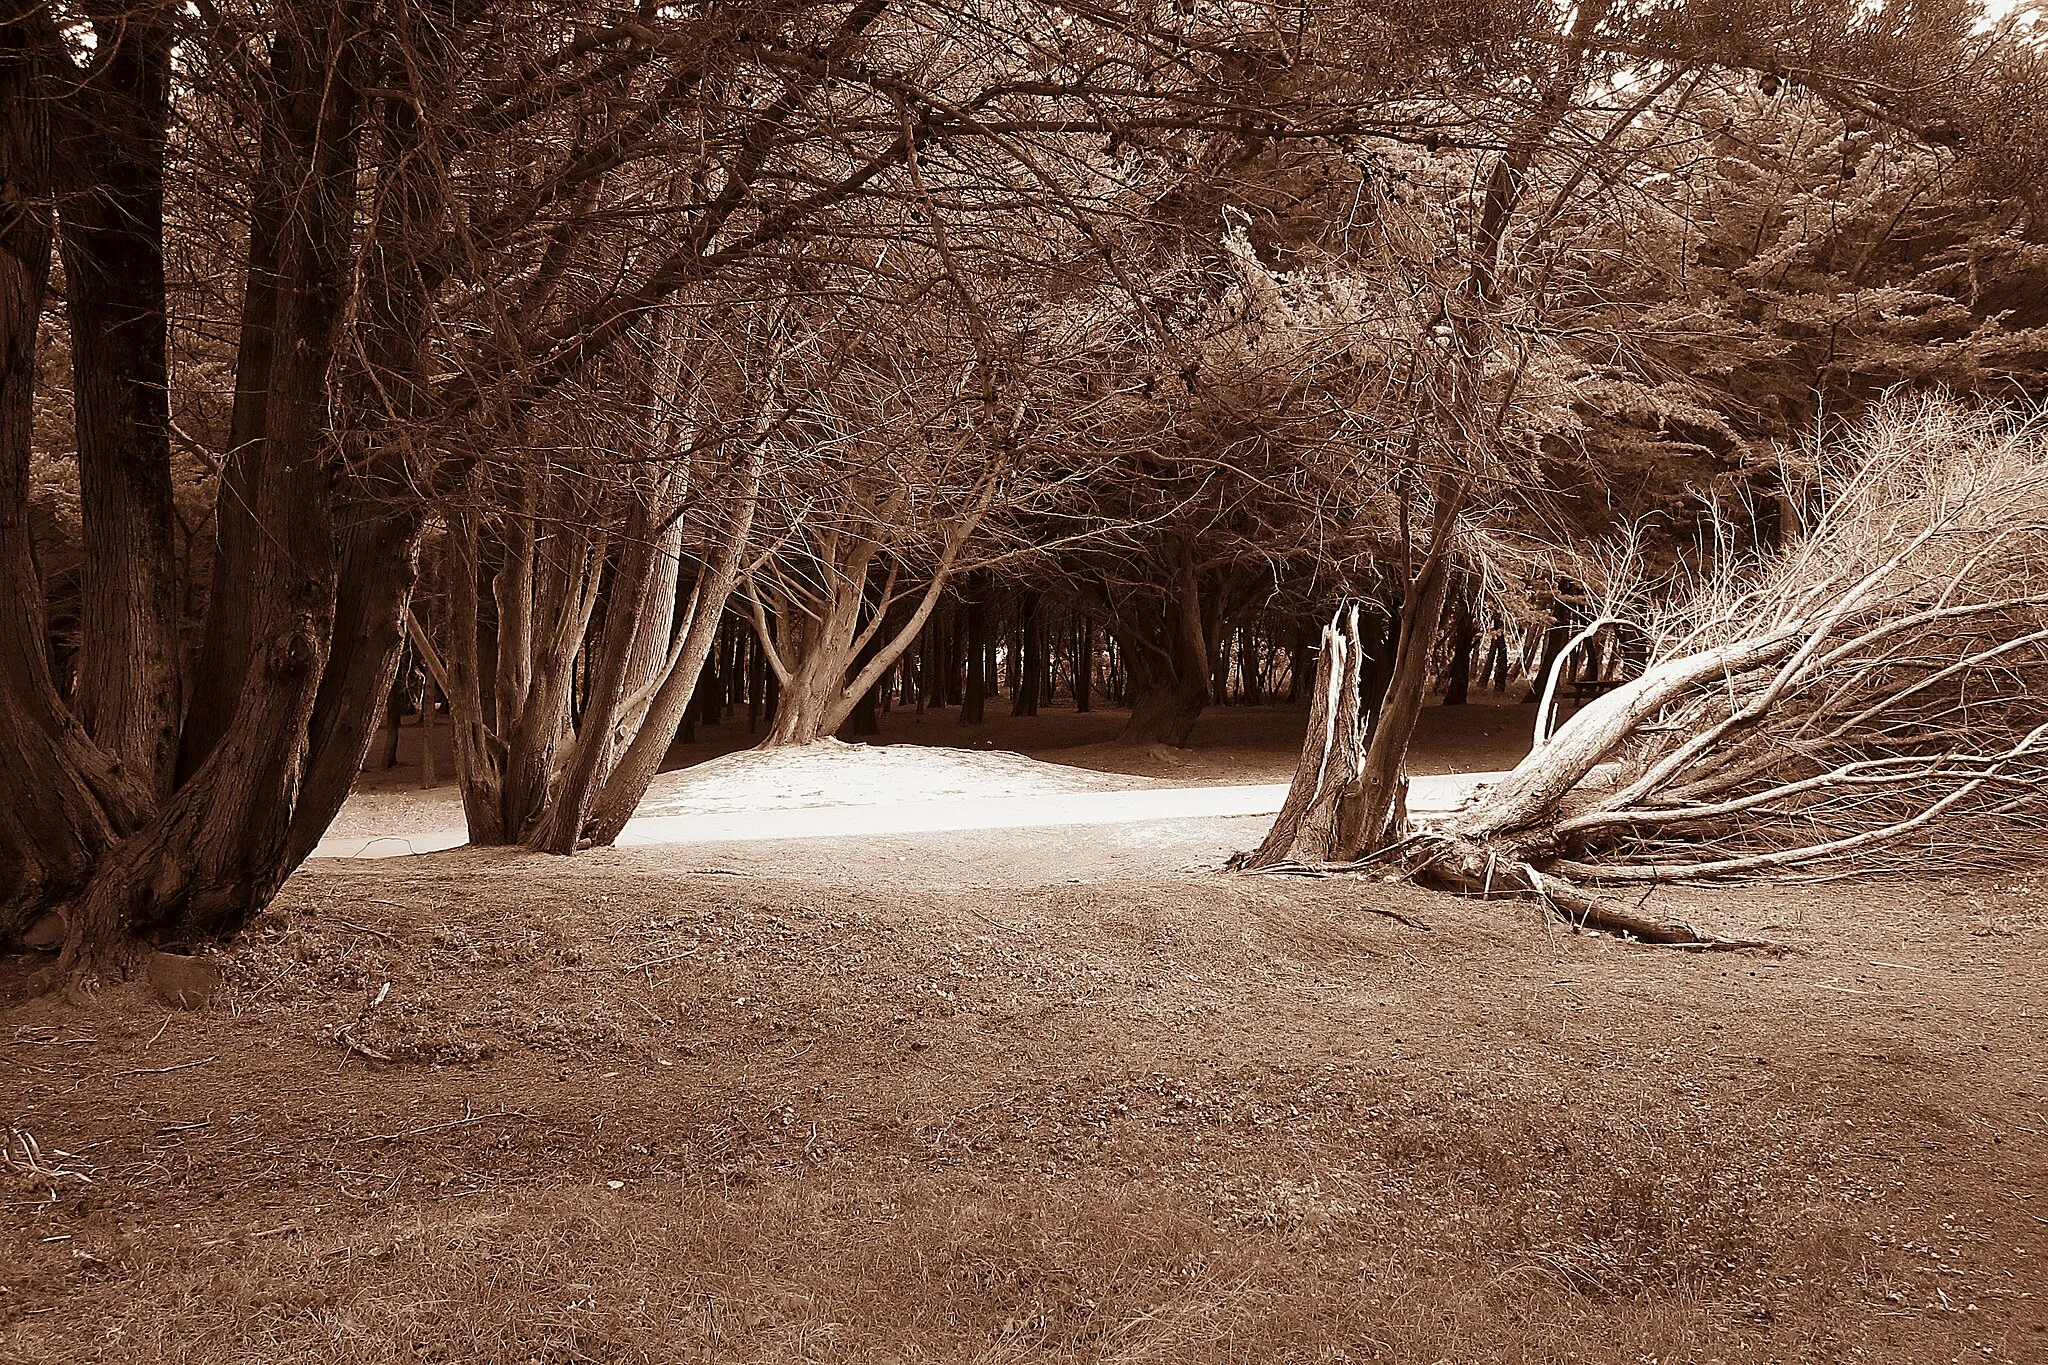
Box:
1241, 0, 2048, 871
1398, 397, 2048, 944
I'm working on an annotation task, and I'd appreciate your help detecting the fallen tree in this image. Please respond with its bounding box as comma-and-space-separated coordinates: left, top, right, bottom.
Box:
1243, 398, 2048, 946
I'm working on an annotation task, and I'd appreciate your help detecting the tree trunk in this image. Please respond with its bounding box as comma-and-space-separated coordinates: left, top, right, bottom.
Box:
58, 21, 367, 980
1120, 648, 1207, 747
528, 493, 661, 853
836, 679, 882, 738
1237, 610, 1367, 868
1334, 479, 1464, 859
1442, 585, 1477, 706
47, 8, 371, 983
444, 515, 508, 843
282, 505, 425, 866
0, 72, 154, 948
960, 576, 987, 724
581, 453, 764, 846
177, 142, 283, 787
1113, 555, 1213, 747
1011, 591, 1040, 717
380, 643, 410, 769
1074, 618, 1092, 713
747, 628, 763, 732
59, 15, 182, 799
1522, 605, 1574, 703
1483, 631, 1509, 692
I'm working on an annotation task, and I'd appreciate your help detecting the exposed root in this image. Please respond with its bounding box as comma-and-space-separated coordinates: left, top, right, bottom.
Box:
1244, 828, 1786, 951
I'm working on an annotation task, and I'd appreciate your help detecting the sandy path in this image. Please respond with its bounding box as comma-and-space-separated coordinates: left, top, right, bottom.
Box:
308, 771, 1497, 860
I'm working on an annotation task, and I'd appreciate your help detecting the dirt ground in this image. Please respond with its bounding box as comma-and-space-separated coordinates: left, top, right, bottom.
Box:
5, 705, 2046, 1364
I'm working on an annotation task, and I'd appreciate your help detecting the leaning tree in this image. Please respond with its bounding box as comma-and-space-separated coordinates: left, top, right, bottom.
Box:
1384, 399, 2048, 943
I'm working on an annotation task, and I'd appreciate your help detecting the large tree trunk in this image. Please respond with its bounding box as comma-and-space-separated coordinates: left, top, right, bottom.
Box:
53, 4, 370, 984
0, 60, 153, 949
282, 504, 425, 866
530, 493, 660, 853
177, 172, 282, 786
59, 12, 182, 799
1236, 610, 1367, 868
1111, 554, 1215, 747
753, 507, 983, 749
494, 491, 603, 842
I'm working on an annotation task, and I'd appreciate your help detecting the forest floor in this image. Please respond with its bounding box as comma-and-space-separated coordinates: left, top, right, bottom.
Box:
5, 701, 2047, 1364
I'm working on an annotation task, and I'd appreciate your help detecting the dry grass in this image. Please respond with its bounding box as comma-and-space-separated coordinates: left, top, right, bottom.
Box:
4, 830, 2046, 1363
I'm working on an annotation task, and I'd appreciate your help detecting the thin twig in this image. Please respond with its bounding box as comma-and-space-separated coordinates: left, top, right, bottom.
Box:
351, 1110, 523, 1145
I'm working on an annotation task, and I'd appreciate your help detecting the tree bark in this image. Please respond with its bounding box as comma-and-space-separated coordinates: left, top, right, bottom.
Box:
1483, 631, 1509, 693
179, 158, 285, 784
1074, 618, 1093, 713
58, 4, 370, 980
1011, 590, 1040, 717
1334, 478, 1464, 858
1442, 584, 1477, 705
582, 452, 764, 846
530, 493, 660, 853
0, 53, 153, 948
1113, 556, 1212, 747
960, 576, 987, 724
1120, 644, 1207, 747
283, 504, 425, 866
59, 12, 182, 799
1238, 609, 1366, 868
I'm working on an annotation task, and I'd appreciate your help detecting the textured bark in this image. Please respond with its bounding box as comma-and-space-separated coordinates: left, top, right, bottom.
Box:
1445, 627, 1806, 842
493, 476, 537, 731
530, 494, 660, 853
444, 515, 508, 844
0, 54, 152, 947
59, 11, 182, 798
1120, 645, 1207, 747
56, 2, 370, 981
278, 20, 454, 864
1010, 591, 1040, 717
1112, 553, 1216, 747
755, 503, 983, 749
1335, 479, 1464, 858
583, 511, 759, 844
282, 504, 424, 866
1073, 618, 1093, 713
1238, 610, 1366, 869
178, 170, 282, 785
1442, 586, 1476, 706
493, 489, 603, 842
1483, 631, 1510, 692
